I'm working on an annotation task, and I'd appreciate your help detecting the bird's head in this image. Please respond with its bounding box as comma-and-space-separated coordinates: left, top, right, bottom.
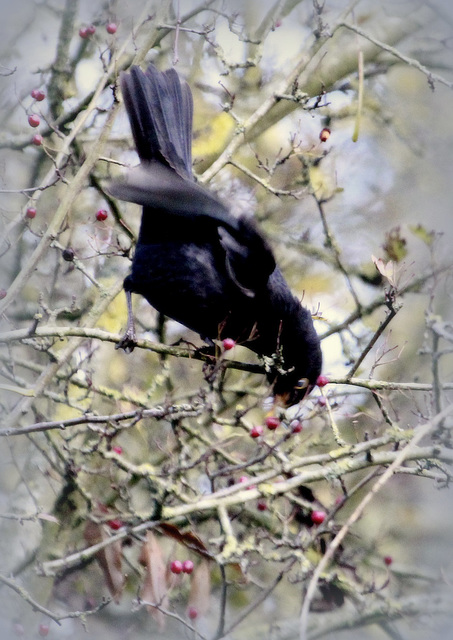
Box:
272, 375, 313, 408
269, 301, 323, 408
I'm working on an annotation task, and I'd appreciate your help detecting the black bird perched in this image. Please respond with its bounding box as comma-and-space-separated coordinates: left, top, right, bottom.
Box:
109, 64, 322, 407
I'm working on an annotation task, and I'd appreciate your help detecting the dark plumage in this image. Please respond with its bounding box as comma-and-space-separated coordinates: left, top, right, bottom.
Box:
109, 64, 322, 406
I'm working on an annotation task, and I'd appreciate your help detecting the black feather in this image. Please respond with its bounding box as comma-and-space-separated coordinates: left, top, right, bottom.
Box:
110, 64, 322, 406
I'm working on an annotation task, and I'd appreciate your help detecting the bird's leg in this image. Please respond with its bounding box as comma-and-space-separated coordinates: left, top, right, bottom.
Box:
116, 289, 137, 353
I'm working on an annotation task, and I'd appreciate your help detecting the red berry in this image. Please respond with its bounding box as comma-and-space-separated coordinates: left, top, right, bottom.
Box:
31, 89, 45, 101
310, 510, 326, 524
319, 127, 331, 142
96, 209, 108, 221
106, 518, 123, 530
250, 425, 263, 439
257, 499, 268, 511
384, 555, 393, 566
316, 374, 329, 388
182, 559, 194, 574
79, 27, 89, 38
265, 416, 280, 430
187, 606, 198, 620
290, 419, 303, 433
106, 22, 118, 34
38, 623, 50, 636
112, 445, 123, 455
26, 207, 37, 219
28, 114, 40, 128
222, 337, 235, 351
0, 289, 7, 300
170, 560, 183, 574
86, 24, 96, 35
32, 134, 43, 146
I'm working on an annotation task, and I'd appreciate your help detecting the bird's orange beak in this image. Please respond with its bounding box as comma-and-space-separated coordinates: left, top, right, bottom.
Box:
273, 377, 310, 408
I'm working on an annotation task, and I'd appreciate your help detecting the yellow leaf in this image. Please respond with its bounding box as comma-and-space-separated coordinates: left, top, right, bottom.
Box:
308, 165, 336, 201
409, 224, 435, 246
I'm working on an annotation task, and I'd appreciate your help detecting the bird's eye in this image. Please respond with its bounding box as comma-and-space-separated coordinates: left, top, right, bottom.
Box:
295, 378, 309, 390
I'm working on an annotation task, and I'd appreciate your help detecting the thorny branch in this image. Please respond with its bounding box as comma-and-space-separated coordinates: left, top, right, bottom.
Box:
0, 573, 111, 624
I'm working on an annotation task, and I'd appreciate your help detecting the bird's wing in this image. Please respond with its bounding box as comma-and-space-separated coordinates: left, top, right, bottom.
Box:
109, 162, 238, 230
218, 216, 276, 297
109, 162, 276, 295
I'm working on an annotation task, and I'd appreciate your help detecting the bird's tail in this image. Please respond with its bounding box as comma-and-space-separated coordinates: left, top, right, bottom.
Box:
120, 64, 193, 180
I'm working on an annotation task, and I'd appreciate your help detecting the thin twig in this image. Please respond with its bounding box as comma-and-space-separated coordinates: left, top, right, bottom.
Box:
346, 294, 398, 379
134, 598, 208, 639
340, 21, 453, 90
229, 159, 304, 197
221, 564, 291, 638
298, 402, 453, 640
0, 404, 202, 437
320, 262, 453, 339
314, 196, 362, 311
0, 572, 111, 624
213, 563, 228, 640
0, 325, 263, 374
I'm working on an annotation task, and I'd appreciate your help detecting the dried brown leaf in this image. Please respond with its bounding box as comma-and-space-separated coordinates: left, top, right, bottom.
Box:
83, 520, 124, 603
139, 532, 169, 629
158, 522, 212, 558
84, 519, 102, 546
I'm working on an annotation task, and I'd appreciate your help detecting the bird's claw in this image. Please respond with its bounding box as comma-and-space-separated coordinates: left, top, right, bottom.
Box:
116, 329, 137, 353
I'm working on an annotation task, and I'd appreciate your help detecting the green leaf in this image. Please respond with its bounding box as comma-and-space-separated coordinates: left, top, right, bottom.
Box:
409, 224, 435, 246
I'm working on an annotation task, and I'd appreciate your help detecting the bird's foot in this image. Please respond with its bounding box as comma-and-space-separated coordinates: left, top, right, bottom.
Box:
116, 327, 137, 353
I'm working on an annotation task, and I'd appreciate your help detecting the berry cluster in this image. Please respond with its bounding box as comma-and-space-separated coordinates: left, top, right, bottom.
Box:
170, 559, 194, 575
28, 89, 46, 146
249, 415, 304, 439
31, 89, 45, 101
79, 22, 118, 38
79, 24, 97, 38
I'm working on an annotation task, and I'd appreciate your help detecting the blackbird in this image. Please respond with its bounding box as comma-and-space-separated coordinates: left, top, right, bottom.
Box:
109, 64, 322, 406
